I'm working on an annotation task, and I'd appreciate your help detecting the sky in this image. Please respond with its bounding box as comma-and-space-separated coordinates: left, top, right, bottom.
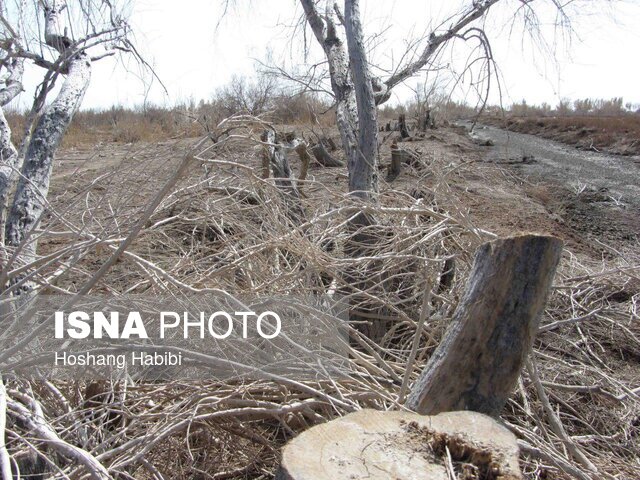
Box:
15, 0, 640, 110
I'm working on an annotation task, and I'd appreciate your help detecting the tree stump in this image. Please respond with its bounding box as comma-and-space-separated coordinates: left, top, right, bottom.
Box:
398, 113, 410, 139
406, 234, 563, 416
261, 129, 305, 222
293, 143, 311, 192
387, 144, 402, 181
320, 136, 337, 152
277, 409, 522, 480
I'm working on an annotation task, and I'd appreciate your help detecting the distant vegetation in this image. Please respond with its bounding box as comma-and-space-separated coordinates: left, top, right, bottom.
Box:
506, 97, 640, 117
5, 85, 638, 149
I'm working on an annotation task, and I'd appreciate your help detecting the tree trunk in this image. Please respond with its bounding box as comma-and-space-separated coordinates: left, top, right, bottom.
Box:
0, 59, 25, 244
419, 109, 431, 131
345, 0, 378, 199
6, 55, 91, 259
299, 0, 358, 176
277, 409, 523, 480
406, 234, 563, 417
0, 109, 20, 245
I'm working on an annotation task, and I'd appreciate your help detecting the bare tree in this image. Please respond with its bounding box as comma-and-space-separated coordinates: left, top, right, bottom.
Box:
0, 0, 132, 292
296, 0, 582, 197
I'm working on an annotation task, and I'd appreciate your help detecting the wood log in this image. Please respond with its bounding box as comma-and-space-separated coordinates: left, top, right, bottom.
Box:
277, 409, 522, 480
310, 143, 344, 167
406, 234, 563, 417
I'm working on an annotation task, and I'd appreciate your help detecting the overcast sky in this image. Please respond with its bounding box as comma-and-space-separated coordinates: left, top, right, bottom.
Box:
19, 0, 640, 110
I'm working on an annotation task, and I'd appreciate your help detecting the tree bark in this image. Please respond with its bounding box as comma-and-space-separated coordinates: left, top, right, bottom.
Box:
345, 0, 378, 199
406, 234, 563, 417
0, 108, 20, 245
0, 59, 25, 244
6, 55, 91, 257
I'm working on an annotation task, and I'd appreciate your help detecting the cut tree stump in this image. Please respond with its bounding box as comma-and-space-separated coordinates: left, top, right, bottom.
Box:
320, 136, 337, 152
386, 145, 403, 181
261, 129, 305, 222
293, 143, 310, 192
406, 234, 563, 417
398, 113, 410, 139
277, 409, 522, 480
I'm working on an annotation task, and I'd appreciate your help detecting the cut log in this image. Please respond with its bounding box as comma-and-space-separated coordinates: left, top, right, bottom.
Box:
277, 409, 522, 480
310, 143, 344, 167
406, 234, 563, 417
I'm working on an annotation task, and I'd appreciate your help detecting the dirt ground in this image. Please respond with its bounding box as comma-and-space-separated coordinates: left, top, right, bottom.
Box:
46, 121, 638, 260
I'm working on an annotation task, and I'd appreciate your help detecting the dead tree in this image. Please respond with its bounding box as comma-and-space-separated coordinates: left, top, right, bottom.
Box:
406, 234, 563, 416
298, 0, 573, 188
0, 0, 132, 293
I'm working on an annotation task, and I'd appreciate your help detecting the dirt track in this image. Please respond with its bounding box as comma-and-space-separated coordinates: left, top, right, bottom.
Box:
475, 123, 640, 209
458, 123, 640, 252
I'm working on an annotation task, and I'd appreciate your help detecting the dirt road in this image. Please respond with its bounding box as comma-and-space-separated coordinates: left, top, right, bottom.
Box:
474, 123, 640, 209
450, 121, 639, 251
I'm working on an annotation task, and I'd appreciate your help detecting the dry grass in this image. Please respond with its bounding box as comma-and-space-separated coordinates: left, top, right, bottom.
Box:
5, 97, 335, 148
1, 118, 638, 479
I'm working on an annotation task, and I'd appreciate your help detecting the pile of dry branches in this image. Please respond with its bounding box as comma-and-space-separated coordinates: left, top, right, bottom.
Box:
0, 117, 637, 479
